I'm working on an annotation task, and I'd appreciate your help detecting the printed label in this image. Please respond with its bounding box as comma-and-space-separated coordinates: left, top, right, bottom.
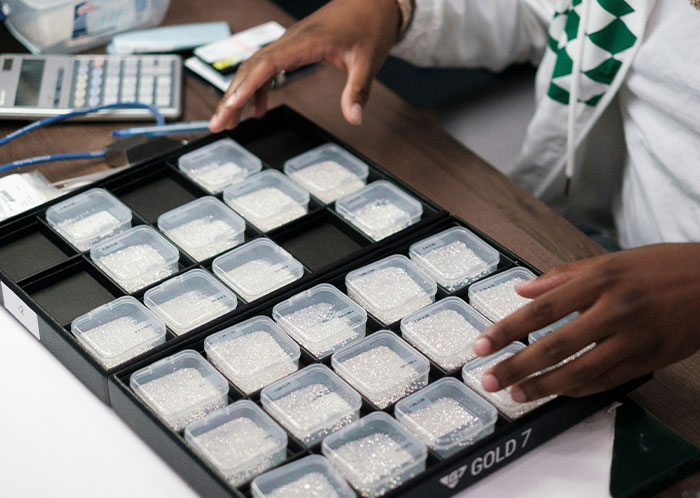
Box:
2, 282, 39, 340
0, 175, 53, 222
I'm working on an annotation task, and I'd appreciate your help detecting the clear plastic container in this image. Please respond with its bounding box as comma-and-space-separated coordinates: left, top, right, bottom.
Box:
322, 412, 428, 497
331, 331, 430, 409
335, 180, 423, 241
400, 297, 492, 372
394, 378, 498, 458
158, 197, 246, 261
251, 454, 356, 498
212, 238, 304, 303
90, 225, 179, 293
204, 316, 301, 395
185, 400, 288, 487
272, 283, 367, 359
223, 170, 310, 232
529, 312, 580, 344
178, 138, 263, 194
468, 267, 537, 322
261, 364, 362, 446
143, 269, 238, 336
409, 227, 500, 292
130, 349, 229, 431
345, 255, 437, 325
462, 342, 554, 419
46, 188, 132, 251
71, 296, 166, 369
284, 144, 369, 203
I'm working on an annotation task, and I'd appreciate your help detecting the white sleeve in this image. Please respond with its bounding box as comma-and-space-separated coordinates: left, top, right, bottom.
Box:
391, 0, 555, 71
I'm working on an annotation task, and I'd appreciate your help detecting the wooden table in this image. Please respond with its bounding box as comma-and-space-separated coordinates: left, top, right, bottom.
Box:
1, 0, 697, 495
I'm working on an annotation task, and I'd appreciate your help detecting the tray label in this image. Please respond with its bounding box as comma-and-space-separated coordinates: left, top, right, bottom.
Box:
2, 282, 40, 340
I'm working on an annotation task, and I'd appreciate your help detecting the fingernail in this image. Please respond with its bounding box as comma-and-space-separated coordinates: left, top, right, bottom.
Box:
350, 103, 362, 125
510, 386, 527, 403
224, 90, 239, 108
481, 374, 500, 392
474, 337, 492, 356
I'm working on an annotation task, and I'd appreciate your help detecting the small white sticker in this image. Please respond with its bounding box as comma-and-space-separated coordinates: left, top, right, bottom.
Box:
2, 282, 40, 340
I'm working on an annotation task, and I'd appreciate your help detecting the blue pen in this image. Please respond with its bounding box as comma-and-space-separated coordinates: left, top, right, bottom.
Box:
112, 120, 212, 137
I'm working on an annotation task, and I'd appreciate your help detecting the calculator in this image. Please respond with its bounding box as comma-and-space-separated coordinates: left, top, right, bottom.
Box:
0, 54, 182, 120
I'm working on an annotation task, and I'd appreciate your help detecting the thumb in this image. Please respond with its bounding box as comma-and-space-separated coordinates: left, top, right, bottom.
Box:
341, 54, 373, 125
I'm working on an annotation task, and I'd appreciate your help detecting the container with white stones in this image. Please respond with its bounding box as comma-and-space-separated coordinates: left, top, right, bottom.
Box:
46, 188, 132, 251
130, 349, 229, 431
322, 412, 428, 497
143, 269, 238, 336
394, 378, 498, 458
261, 364, 362, 446
184, 401, 288, 487
284, 144, 369, 203
178, 138, 263, 194
158, 197, 246, 262
468, 267, 537, 322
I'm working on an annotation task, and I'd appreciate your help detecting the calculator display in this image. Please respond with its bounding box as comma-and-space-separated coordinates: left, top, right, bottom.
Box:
15, 59, 44, 107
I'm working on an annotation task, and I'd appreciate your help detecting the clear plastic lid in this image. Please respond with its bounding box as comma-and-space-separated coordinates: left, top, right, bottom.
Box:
468, 267, 537, 322
130, 349, 229, 431
185, 400, 288, 487
143, 269, 238, 336
204, 316, 301, 395
345, 255, 437, 325
212, 238, 304, 302
331, 331, 430, 409
284, 144, 369, 204
251, 454, 356, 498
272, 283, 367, 359
46, 188, 132, 251
178, 138, 263, 194
335, 180, 423, 241
261, 364, 362, 446
90, 226, 180, 293
71, 296, 166, 369
409, 227, 500, 292
394, 378, 498, 458
400, 297, 492, 372
223, 170, 310, 232
158, 196, 246, 262
322, 412, 428, 497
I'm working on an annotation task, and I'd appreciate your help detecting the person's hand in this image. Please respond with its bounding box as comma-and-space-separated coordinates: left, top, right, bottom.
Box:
209, 0, 401, 132
473, 243, 700, 402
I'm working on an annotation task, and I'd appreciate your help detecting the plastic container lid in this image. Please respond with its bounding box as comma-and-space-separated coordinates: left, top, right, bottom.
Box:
272, 283, 367, 359
409, 227, 500, 292
261, 364, 362, 446
158, 196, 246, 261
284, 144, 369, 203
212, 238, 304, 302
143, 269, 237, 336
331, 331, 430, 409
71, 296, 166, 369
46, 188, 132, 251
90, 225, 180, 293
394, 378, 498, 458
223, 170, 310, 232
130, 349, 229, 431
185, 400, 288, 487
335, 180, 423, 241
468, 267, 537, 322
345, 255, 437, 325
204, 316, 301, 395
322, 412, 428, 497
178, 138, 263, 194
251, 454, 355, 498
400, 297, 492, 372
529, 312, 580, 344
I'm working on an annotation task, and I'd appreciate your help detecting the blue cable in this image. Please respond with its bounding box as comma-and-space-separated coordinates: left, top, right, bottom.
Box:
0, 151, 106, 174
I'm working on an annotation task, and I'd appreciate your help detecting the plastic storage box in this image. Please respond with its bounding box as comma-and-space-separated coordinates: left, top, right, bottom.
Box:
130, 349, 229, 431
185, 401, 288, 487
284, 144, 369, 203
468, 267, 537, 322
261, 364, 362, 446
46, 188, 132, 251
409, 227, 500, 292
272, 283, 367, 359
335, 180, 423, 241
71, 296, 166, 369
143, 269, 237, 336
158, 197, 246, 262
394, 378, 498, 458
178, 139, 263, 194
322, 412, 428, 497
